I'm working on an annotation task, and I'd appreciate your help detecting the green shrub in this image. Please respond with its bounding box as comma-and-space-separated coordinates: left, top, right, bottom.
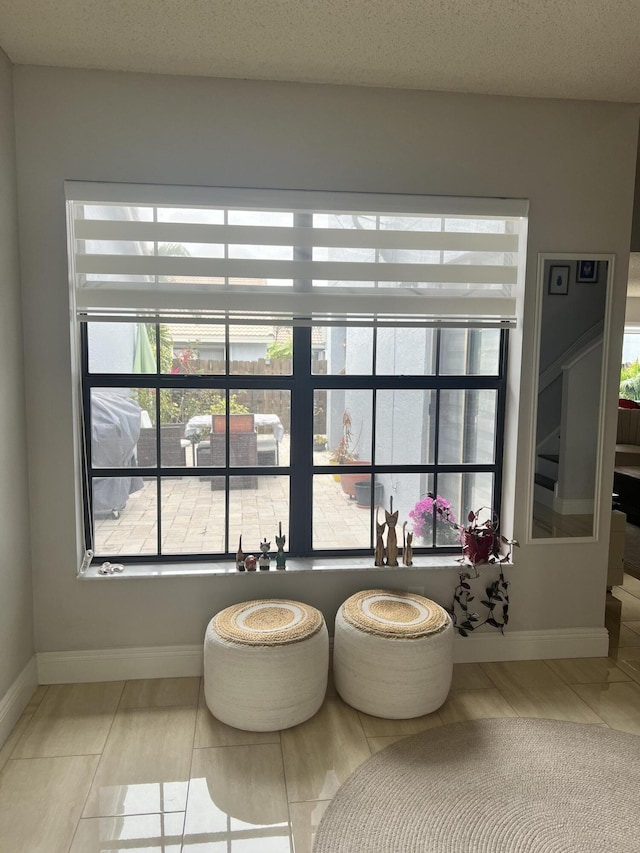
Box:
620, 359, 640, 401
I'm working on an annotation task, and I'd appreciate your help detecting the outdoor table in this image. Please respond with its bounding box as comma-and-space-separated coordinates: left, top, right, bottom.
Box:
185, 413, 285, 444
185, 413, 285, 467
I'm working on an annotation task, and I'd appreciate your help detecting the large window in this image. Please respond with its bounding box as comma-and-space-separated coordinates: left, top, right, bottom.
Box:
68, 184, 526, 563
621, 327, 640, 402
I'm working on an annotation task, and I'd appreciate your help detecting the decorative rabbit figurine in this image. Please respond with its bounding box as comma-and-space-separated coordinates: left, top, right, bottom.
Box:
385, 497, 399, 567
375, 508, 387, 566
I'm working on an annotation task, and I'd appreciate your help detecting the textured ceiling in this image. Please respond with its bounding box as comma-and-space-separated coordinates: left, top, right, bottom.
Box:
0, 0, 640, 102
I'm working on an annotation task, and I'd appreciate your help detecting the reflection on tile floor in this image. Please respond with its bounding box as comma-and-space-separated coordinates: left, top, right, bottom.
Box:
0, 574, 639, 851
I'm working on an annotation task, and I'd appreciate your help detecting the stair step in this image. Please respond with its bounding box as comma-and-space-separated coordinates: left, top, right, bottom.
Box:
535, 472, 556, 491
536, 454, 560, 480
534, 481, 555, 509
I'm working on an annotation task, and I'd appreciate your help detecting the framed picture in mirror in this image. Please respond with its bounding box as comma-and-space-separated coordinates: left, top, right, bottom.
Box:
577, 259, 599, 283
548, 264, 570, 295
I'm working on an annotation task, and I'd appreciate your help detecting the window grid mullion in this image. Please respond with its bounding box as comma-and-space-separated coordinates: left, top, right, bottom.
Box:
432, 329, 442, 548
290, 325, 313, 555
81, 323, 508, 562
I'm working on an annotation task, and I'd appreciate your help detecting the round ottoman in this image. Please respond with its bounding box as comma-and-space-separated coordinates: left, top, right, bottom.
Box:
204, 598, 329, 731
333, 589, 453, 719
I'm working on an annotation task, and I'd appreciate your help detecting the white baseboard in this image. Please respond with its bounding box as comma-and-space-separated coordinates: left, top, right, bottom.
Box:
0, 657, 38, 748
553, 496, 595, 515
453, 627, 609, 663
37, 645, 203, 684
36, 627, 609, 683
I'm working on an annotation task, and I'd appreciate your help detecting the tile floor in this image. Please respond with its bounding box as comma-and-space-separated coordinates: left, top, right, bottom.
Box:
1, 574, 639, 852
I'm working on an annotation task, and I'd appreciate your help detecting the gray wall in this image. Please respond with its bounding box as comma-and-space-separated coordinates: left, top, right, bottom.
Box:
0, 50, 34, 692
12, 66, 639, 653
631, 126, 640, 253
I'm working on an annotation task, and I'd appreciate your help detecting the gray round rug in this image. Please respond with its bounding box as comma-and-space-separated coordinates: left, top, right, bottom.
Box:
313, 718, 640, 852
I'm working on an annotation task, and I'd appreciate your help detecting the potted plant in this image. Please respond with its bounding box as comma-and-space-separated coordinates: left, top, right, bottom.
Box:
328, 409, 376, 497
449, 507, 519, 637
354, 479, 383, 508
452, 507, 517, 568
329, 410, 356, 463
313, 434, 328, 452
408, 493, 459, 546
329, 409, 367, 487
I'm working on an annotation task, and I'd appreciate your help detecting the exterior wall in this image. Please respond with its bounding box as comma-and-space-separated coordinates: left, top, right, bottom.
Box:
89, 324, 136, 373
12, 66, 639, 652
0, 49, 34, 692
625, 296, 640, 325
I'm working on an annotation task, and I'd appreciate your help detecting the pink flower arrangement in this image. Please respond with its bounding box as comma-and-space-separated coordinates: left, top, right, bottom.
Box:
409, 493, 458, 544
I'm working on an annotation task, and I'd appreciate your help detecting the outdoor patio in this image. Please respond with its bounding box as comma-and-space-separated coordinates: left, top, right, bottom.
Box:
94, 441, 374, 557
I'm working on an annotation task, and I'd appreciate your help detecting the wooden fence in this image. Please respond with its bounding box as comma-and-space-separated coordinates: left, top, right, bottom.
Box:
170, 358, 328, 433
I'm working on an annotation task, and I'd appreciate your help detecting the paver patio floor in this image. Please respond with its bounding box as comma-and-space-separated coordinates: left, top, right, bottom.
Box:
94, 441, 375, 558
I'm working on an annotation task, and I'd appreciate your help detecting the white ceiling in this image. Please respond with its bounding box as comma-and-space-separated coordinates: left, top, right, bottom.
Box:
0, 0, 640, 102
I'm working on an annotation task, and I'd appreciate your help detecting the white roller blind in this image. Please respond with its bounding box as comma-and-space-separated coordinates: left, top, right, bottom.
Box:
67, 182, 528, 326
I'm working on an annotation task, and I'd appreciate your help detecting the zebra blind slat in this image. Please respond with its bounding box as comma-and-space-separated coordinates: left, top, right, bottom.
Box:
67, 182, 528, 325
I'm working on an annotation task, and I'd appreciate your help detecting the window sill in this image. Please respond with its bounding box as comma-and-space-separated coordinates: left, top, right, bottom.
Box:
77, 555, 472, 580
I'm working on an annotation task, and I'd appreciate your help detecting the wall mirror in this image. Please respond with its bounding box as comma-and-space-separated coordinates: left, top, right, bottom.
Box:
530, 254, 613, 541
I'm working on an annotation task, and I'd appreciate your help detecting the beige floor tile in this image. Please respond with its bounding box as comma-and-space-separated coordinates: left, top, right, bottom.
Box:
0, 755, 99, 853
120, 677, 200, 709
83, 706, 196, 817
495, 684, 605, 724
450, 663, 494, 691
0, 713, 33, 774
281, 697, 370, 802
367, 734, 410, 754
611, 646, 640, 683
194, 690, 280, 748
289, 799, 331, 853
572, 681, 640, 735
13, 681, 124, 758
69, 812, 185, 852
182, 744, 291, 851
357, 709, 442, 737
438, 688, 518, 725
613, 588, 640, 621
480, 660, 563, 690
544, 657, 631, 684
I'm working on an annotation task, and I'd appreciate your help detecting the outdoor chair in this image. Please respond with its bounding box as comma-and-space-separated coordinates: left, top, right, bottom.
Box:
136, 423, 186, 468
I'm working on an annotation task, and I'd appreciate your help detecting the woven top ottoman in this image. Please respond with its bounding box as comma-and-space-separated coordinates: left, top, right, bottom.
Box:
333, 589, 453, 719
204, 598, 329, 731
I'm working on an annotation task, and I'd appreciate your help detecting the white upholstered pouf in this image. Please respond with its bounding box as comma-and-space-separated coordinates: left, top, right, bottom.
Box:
204, 598, 329, 731
333, 589, 453, 719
